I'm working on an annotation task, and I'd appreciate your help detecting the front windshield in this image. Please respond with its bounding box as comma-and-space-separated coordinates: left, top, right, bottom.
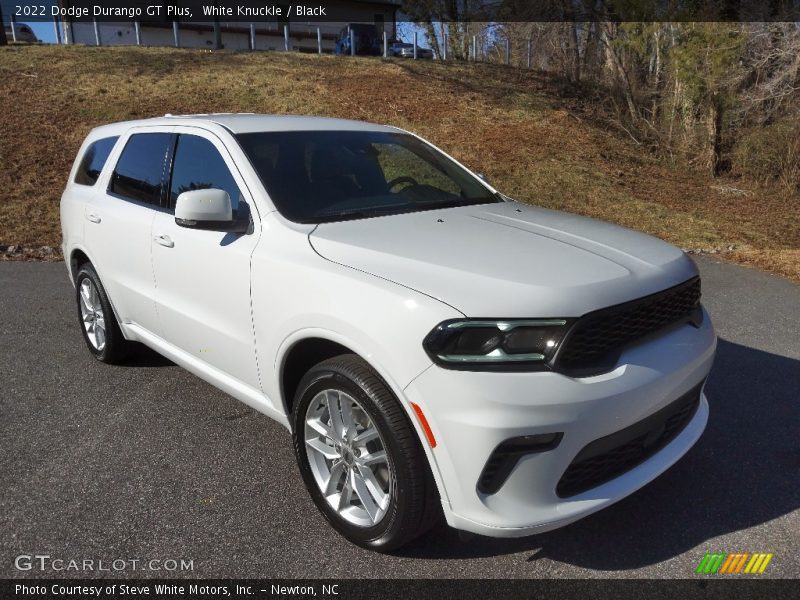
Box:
236, 130, 500, 223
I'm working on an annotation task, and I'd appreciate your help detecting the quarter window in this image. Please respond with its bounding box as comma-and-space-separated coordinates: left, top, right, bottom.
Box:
109, 133, 172, 205
169, 135, 241, 211
74, 136, 119, 186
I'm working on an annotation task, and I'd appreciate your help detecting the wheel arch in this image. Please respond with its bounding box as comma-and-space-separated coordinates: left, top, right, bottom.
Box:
68, 247, 92, 284
280, 336, 354, 416
277, 330, 450, 508
66, 245, 128, 340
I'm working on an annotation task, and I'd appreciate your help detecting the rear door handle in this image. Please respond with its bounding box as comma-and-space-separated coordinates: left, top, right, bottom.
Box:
86, 212, 101, 224
153, 234, 174, 248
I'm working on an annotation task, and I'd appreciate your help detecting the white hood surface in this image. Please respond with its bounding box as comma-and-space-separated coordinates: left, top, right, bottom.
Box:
309, 202, 698, 318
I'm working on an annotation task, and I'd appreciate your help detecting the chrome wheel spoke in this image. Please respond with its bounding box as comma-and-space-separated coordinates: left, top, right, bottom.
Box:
359, 465, 389, 512
79, 288, 92, 314
351, 469, 381, 523
339, 396, 356, 441
337, 471, 354, 511
325, 390, 346, 441
353, 427, 379, 446
90, 283, 99, 311
80, 280, 92, 304
307, 416, 334, 439
324, 460, 346, 496
358, 449, 387, 466
95, 324, 105, 350
306, 437, 339, 461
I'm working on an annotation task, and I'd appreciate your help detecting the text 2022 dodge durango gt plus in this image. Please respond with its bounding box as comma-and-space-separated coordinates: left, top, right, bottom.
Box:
60, 114, 716, 551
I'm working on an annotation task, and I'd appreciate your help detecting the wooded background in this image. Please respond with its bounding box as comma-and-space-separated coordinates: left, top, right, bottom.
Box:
403, 2, 800, 193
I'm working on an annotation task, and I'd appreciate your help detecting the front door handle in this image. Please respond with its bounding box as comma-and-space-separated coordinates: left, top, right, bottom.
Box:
153, 234, 174, 248
86, 212, 101, 224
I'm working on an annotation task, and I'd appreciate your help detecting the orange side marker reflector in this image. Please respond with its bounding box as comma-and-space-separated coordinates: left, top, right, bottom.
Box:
410, 402, 437, 448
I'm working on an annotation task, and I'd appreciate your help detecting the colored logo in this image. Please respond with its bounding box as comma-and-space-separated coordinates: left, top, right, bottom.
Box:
696, 553, 774, 574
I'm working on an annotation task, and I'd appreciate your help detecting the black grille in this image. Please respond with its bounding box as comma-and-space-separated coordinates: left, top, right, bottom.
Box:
478, 433, 563, 495
553, 277, 702, 374
556, 383, 702, 497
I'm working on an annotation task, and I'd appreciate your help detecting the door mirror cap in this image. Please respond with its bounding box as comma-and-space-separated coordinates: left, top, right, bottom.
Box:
175, 188, 232, 222
174, 189, 248, 233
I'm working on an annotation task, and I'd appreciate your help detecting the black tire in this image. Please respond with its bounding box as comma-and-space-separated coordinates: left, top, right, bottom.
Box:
74, 263, 131, 364
292, 354, 439, 552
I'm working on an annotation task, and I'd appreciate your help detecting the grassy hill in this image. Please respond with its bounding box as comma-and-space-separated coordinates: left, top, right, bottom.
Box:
1, 45, 797, 281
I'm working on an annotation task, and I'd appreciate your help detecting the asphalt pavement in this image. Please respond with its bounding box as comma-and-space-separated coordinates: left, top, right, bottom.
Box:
1, 257, 798, 578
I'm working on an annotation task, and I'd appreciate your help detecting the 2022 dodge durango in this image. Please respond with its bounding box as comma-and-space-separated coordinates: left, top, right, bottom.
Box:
60, 114, 716, 551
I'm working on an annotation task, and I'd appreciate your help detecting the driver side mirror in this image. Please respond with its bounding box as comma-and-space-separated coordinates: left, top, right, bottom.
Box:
175, 189, 249, 233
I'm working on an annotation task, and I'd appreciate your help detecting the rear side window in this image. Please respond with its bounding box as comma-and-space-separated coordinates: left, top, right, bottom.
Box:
109, 133, 172, 205
74, 136, 118, 186
168, 135, 241, 211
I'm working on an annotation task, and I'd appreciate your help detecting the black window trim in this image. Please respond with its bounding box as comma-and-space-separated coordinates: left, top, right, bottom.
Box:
105, 131, 174, 210
165, 130, 256, 228
165, 132, 243, 215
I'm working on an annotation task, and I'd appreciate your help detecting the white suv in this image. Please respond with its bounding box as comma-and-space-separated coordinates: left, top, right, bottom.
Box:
60, 114, 716, 551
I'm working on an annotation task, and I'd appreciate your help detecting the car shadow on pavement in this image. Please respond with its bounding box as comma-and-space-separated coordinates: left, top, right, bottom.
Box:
399, 338, 800, 567
117, 343, 175, 368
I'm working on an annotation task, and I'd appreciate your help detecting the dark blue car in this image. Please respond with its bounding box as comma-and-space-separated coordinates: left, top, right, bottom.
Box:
334, 24, 382, 56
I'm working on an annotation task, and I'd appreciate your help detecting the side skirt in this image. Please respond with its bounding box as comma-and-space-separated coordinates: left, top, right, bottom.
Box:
123, 323, 291, 430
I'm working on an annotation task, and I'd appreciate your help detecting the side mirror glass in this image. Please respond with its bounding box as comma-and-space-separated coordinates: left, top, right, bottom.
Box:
175, 189, 248, 233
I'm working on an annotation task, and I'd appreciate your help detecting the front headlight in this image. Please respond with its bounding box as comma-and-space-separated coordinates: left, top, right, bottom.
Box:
423, 319, 571, 370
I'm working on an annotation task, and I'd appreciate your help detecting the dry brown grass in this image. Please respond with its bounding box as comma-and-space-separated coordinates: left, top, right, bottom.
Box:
1, 45, 797, 280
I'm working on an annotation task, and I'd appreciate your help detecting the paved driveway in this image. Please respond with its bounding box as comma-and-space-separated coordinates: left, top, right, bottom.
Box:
1, 257, 797, 578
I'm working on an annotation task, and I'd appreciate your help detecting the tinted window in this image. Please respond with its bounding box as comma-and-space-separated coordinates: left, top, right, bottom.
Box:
110, 133, 171, 205
236, 131, 499, 223
74, 136, 119, 186
169, 135, 241, 211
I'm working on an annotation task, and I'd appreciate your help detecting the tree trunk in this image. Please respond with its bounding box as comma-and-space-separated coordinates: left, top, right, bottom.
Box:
600, 23, 637, 121
706, 97, 723, 176
570, 22, 581, 82
651, 29, 663, 124
423, 21, 440, 60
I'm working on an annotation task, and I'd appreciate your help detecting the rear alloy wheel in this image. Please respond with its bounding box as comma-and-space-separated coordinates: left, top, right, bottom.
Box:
75, 263, 130, 364
79, 278, 106, 353
292, 354, 439, 551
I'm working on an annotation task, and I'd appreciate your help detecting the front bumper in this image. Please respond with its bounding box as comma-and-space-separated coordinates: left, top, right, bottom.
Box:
403, 308, 716, 537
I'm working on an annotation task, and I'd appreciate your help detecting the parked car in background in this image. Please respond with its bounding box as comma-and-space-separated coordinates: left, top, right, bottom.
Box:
389, 41, 433, 59
61, 114, 715, 551
4, 23, 38, 43
334, 24, 381, 56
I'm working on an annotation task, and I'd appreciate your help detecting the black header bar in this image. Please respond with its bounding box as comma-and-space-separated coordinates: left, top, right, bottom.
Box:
4, 0, 800, 23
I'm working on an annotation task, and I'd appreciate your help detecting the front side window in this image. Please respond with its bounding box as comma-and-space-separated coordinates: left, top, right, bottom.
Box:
168, 135, 241, 211
74, 136, 119, 186
236, 130, 499, 223
109, 133, 172, 205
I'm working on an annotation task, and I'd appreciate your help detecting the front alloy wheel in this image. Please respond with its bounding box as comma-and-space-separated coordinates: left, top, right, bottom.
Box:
292, 354, 439, 551
304, 389, 393, 527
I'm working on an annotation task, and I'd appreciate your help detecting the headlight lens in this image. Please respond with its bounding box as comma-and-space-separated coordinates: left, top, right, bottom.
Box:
423, 319, 570, 369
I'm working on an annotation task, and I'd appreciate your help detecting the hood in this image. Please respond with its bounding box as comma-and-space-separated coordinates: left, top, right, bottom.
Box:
308, 202, 698, 317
